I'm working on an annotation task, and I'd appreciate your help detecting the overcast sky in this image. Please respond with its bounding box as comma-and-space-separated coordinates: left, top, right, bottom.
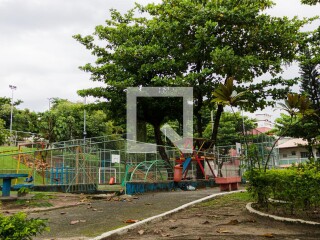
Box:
0, 0, 319, 114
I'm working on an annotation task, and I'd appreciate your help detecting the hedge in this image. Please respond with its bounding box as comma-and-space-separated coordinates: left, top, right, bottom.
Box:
245, 163, 320, 212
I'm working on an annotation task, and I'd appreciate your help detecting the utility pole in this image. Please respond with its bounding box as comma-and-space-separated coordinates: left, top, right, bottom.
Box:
9, 85, 17, 139
83, 97, 87, 142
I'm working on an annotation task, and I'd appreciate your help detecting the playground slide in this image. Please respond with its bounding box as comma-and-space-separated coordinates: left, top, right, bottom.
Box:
182, 157, 192, 174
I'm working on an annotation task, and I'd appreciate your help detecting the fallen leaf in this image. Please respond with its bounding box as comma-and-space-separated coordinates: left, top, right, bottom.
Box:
80, 220, 86, 223
169, 219, 177, 223
195, 214, 202, 217
262, 233, 274, 238
245, 219, 256, 223
92, 208, 97, 211
217, 228, 232, 234
161, 233, 170, 237
169, 226, 178, 230
124, 219, 139, 223
226, 219, 239, 225
60, 212, 67, 215
138, 230, 145, 235
70, 220, 79, 225
202, 221, 210, 224
145, 203, 152, 205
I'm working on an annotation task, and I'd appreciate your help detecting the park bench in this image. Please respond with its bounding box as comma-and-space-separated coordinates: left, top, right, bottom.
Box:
215, 176, 241, 191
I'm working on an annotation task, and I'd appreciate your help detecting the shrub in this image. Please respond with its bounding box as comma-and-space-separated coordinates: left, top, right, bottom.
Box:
245, 163, 320, 213
0, 212, 49, 239
17, 187, 31, 197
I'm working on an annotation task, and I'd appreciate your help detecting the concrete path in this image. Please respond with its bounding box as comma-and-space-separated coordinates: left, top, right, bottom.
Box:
32, 187, 226, 239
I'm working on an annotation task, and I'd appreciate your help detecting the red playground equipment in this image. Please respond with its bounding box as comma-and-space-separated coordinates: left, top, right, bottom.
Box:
173, 138, 241, 191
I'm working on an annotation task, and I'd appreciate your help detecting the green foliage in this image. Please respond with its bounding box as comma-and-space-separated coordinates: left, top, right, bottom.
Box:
38, 99, 119, 142
0, 212, 49, 239
301, 0, 320, 5
203, 111, 256, 146
74, 0, 309, 145
17, 187, 31, 197
0, 119, 8, 145
212, 77, 247, 107
245, 163, 320, 213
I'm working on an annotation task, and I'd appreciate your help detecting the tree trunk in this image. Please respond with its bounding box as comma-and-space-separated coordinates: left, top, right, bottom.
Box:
153, 124, 173, 178
210, 104, 224, 144
137, 120, 147, 142
194, 101, 203, 137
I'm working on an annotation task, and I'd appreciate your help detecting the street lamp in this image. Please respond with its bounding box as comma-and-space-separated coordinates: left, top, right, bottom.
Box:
9, 85, 17, 137
48, 97, 53, 110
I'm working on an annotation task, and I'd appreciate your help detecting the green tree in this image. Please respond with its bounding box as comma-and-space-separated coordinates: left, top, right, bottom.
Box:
0, 97, 24, 130
74, 0, 309, 160
0, 118, 8, 145
203, 111, 256, 146
38, 99, 118, 143
273, 26, 320, 159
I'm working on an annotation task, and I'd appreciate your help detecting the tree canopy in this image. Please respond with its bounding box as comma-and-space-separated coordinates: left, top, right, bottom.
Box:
74, 0, 310, 155
301, 0, 320, 5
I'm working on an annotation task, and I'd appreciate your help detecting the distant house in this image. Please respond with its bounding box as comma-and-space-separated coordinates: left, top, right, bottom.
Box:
276, 138, 318, 167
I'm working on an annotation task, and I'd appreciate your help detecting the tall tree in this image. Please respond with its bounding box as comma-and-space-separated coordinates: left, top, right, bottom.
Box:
203, 111, 256, 146
74, 0, 310, 159
299, 26, 320, 110
38, 99, 116, 143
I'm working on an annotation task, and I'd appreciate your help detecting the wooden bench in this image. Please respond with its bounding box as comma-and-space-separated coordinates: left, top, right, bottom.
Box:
215, 176, 241, 191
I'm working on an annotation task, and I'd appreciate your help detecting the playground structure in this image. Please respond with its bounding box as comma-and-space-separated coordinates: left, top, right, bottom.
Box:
0, 131, 279, 194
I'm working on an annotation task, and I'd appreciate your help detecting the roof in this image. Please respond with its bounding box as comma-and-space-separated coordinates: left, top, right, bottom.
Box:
248, 127, 273, 135
276, 138, 308, 149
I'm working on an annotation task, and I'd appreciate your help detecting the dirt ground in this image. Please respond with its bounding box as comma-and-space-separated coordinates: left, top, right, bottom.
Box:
111, 193, 320, 240
1, 188, 320, 240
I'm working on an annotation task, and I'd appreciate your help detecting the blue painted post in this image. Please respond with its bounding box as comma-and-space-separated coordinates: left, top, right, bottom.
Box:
2, 178, 11, 197
50, 167, 54, 185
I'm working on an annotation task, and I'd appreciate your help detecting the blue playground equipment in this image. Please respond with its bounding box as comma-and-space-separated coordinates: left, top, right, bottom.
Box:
47, 164, 75, 185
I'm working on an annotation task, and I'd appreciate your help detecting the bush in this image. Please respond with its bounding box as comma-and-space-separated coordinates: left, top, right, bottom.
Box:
17, 187, 31, 197
245, 163, 320, 213
0, 212, 49, 239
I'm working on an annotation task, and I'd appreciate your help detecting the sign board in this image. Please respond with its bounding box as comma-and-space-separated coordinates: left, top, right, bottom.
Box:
111, 154, 120, 164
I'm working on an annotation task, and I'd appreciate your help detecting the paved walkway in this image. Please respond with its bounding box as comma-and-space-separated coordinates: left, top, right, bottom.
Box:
32, 187, 226, 239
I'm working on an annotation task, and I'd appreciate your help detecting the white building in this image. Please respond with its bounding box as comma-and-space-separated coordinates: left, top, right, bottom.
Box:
255, 113, 274, 128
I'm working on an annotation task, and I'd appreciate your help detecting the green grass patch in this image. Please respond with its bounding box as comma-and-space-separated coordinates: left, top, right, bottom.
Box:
6, 193, 55, 208
199, 191, 252, 208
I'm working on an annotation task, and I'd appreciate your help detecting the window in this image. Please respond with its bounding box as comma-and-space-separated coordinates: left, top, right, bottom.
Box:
301, 152, 308, 158
291, 151, 296, 156
283, 153, 287, 158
